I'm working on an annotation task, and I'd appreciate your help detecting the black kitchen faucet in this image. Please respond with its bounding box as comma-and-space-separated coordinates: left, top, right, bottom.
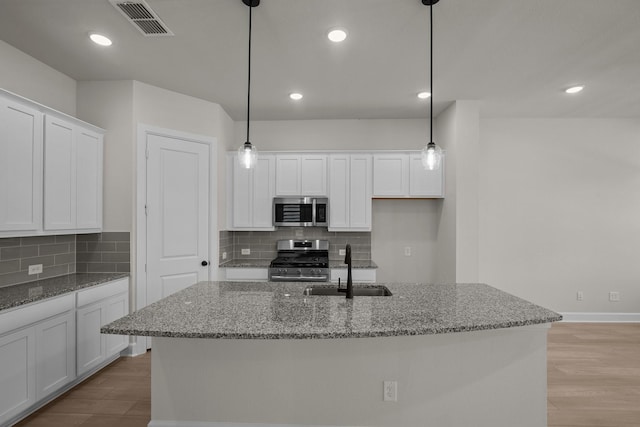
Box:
337, 244, 353, 299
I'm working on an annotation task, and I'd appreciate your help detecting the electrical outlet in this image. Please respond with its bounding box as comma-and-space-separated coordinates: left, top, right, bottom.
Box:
295, 229, 304, 238
404, 247, 411, 257
609, 291, 620, 302
222, 252, 227, 260
241, 248, 250, 255
576, 291, 583, 301
383, 381, 398, 402
28, 264, 43, 275
339, 249, 346, 256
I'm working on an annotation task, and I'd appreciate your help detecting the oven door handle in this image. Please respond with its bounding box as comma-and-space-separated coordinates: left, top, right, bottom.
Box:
270, 275, 328, 281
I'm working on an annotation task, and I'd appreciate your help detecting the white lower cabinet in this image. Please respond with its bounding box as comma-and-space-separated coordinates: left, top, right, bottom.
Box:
35, 310, 75, 400
224, 268, 269, 281
76, 278, 129, 376
0, 293, 75, 425
330, 268, 377, 283
0, 327, 36, 423
0, 277, 129, 425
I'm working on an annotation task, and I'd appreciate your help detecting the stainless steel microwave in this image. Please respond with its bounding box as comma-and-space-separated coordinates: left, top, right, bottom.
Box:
273, 197, 328, 227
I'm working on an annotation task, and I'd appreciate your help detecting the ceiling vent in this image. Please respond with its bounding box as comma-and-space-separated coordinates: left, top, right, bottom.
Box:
109, 0, 174, 36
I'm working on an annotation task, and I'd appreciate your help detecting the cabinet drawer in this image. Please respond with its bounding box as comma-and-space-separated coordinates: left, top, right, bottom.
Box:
76, 278, 128, 307
0, 294, 74, 337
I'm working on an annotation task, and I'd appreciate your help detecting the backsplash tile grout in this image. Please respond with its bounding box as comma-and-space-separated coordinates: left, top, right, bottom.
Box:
220, 229, 371, 264
0, 232, 131, 288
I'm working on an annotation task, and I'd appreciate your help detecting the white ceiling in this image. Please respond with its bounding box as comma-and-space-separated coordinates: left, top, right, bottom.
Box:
1, 0, 639, 121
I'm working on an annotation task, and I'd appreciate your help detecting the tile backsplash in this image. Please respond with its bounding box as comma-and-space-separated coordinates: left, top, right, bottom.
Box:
76, 232, 130, 273
0, 235, 76, 287
0, 232, 131, 288
220, 228, 371, 264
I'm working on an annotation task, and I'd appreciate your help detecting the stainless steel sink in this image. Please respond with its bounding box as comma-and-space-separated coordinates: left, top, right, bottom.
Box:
303, 285, 392, 297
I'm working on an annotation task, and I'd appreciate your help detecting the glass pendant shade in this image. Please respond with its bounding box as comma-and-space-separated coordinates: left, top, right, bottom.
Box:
421, 141, 442, 171
238, 141, 258, 169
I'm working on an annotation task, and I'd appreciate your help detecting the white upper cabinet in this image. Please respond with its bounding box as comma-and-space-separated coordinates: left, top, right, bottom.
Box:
0, 97, 43, 234
328, 154, 372, 231
373, 152, 444, 198
76, 129, 103, 229
228, 153, 275, 230
0, 89, 104, 237
275, 154, 327, 196
408, 153, 443, 197
44, 115, 103, 232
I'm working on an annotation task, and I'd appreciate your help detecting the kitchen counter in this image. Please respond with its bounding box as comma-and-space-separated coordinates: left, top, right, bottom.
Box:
329, 259, 377, 268
0, 272, 129, 311
108, 281, 560, 426
101, 281, 560, 339
220, 259, 378, 268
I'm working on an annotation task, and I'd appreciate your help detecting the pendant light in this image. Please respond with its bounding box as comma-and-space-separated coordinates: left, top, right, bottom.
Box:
237, 0, 260, 169
420, 0, 443, 171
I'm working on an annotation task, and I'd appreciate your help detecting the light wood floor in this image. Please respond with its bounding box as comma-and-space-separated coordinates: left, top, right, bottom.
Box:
15, 323, 640, 427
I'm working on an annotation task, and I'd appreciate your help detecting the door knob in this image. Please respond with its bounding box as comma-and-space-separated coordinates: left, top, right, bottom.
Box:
201, 260, 209, 266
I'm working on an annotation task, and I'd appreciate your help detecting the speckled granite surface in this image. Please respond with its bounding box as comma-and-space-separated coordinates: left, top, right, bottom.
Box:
219, 260, 271, 268
0, 273, 129, 311
102, 281, 561, 339
329, 260, 377, 269
220, 260, 377, 268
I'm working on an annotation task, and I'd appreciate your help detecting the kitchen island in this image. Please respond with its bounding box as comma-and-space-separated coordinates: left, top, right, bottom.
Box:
102, 281, 561, 427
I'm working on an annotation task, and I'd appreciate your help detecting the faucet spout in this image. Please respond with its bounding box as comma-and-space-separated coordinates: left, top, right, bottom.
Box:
344, 244, 353, 299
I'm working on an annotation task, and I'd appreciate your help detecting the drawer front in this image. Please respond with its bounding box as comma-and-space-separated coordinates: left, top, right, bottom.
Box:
76, 278, 129, 307
0, 293, 74, 337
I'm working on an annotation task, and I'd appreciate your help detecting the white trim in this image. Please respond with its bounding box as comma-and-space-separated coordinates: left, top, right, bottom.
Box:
560, 312, 640, 323
135, 124, 218, 352
149, 422, 357, 427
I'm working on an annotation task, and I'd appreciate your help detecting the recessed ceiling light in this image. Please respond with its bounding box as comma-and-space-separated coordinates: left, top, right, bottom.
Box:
565, 85, 584, 94
89, 33, 112, 47
327, 28, 348, 43
417, 92, 431, 99
289, 93, 303, 101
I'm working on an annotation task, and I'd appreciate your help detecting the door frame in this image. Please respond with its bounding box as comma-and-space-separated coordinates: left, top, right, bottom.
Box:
133, 124, 217, 355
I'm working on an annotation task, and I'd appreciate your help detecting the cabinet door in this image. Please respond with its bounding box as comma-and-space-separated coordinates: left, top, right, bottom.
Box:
104, 293, 129, 357
373, 154, 408, 196
76, 302, 105, 375
231, 155, 253, 228
349, 155, 372, 230
0, 327, 36, 424
252, 155, 275, 228
300, 155, 327, 196
409, 153, 444, 197
0, 98, 43, 233
35, 311, 75, 400
76, 129, 103, 229
44, 116, 76, 230
275, 155, 300, 195
328, 155, 349, 229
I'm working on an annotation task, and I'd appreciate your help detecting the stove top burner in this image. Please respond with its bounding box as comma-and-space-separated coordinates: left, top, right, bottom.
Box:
269, 240, 330, 281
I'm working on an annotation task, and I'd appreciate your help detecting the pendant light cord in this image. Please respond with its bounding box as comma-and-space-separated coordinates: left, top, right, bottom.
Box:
246, 5, 252, 143
429, 2, 433, 144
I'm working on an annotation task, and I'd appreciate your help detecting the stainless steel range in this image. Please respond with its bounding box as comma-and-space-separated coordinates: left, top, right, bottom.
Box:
269, 239, 329, 282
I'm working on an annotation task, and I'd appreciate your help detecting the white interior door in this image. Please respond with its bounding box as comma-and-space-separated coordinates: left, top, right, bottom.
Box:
146, 134, 210, 307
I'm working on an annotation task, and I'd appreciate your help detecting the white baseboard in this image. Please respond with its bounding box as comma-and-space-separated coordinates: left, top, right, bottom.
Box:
560, 312, 640, 323
149, 422, 353, 427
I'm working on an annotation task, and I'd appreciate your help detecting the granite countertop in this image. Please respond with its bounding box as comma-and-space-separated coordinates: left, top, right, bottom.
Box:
102, 281, 561, 340
0, 273, 130, 312
329, 260, 377, 269
220, 260, 377, 268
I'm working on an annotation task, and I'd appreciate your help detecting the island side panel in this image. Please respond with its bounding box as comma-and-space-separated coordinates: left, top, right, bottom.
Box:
149, 325, 549, 427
